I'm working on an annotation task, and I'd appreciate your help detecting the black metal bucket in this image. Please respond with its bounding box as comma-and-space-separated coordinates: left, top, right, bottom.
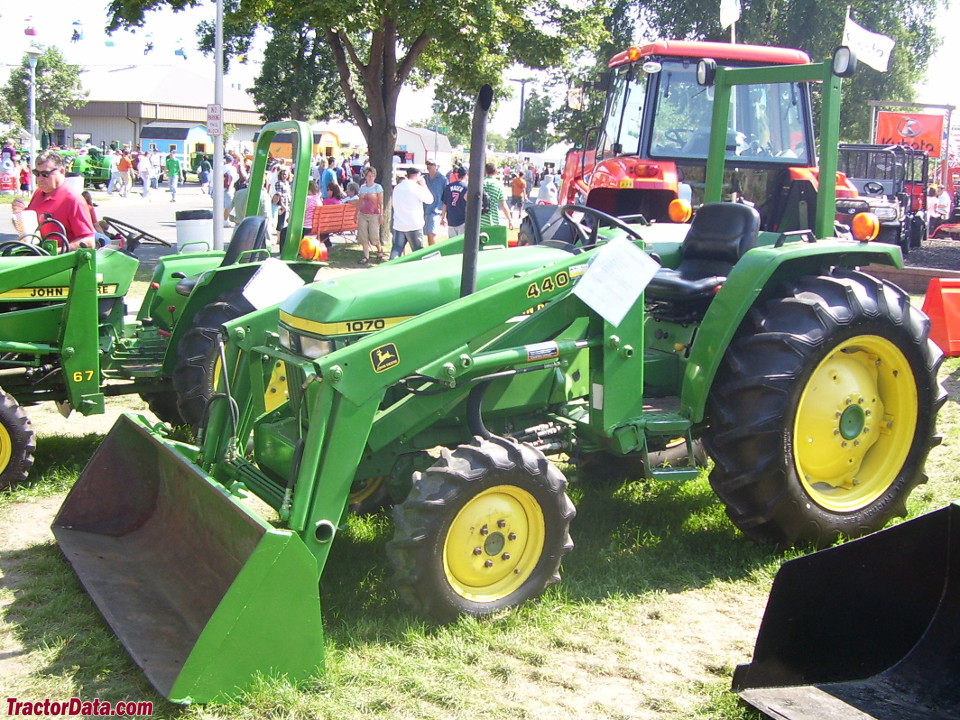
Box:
734, 503, 960, 720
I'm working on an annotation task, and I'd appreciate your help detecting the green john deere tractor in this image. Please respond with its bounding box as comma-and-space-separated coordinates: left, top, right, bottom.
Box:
0, 121, 341, 487
59, 148, 112, 188
54, 52, 944, 703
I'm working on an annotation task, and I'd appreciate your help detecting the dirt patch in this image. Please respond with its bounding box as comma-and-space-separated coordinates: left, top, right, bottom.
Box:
906, 236, 960, 271
0, 496, 63, 689
499, 590, 765, 719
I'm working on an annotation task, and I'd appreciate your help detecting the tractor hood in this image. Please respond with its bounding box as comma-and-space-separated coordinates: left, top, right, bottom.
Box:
279, 245, 576, 339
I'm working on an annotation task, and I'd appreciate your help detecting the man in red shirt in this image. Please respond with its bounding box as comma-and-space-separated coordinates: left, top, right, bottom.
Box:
27, 150, 95, 251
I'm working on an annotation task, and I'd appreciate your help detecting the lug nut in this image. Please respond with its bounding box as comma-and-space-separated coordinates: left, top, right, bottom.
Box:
473, 547, 482, 556
508, 532, 517, 541
497, 519, 506, 528
502, 553, 511, 561
484, 560, 494, 568
480, 525, 489, 535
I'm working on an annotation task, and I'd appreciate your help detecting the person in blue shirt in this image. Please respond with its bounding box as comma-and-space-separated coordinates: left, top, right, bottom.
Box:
422, 160, 448, 245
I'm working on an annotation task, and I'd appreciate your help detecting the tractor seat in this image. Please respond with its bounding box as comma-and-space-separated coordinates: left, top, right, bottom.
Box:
175, 216, 269, 297
646, 202, 761, 303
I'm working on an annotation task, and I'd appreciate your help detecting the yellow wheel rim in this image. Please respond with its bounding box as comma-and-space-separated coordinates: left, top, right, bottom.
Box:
0, 423, 12, 473
349, 476, 386, 506
794, 335, 917, 513
212, 354, 222, 392
443, 484, 545, 603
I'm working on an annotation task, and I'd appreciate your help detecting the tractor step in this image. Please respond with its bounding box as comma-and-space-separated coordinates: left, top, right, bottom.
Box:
649, 466, 701, 481
110, 362, 163, 378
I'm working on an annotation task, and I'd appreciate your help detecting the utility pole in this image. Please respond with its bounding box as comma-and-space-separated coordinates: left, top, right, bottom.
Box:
26, 49, 41, 192
509, 78, 535, 154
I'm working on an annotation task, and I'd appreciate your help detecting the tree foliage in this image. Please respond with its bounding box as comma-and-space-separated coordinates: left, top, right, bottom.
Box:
634, 0, 941, 142
248, 22, 347, 122
510, 90, 553, 153
1, 46, 87, 141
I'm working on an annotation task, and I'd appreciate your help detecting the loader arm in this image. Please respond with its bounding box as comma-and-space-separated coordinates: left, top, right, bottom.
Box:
0, 249, 103, 413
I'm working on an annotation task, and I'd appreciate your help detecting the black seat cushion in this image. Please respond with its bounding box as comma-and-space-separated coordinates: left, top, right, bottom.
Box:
647, 202, 760, 302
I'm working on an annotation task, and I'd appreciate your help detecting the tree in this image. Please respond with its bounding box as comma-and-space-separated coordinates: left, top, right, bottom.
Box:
552, 0, 637, 146
248, 22, 347, 122
1, 47, 87, 147
106, 0, 609, 243
510, 90, 553, 153
633, 0, 940, 141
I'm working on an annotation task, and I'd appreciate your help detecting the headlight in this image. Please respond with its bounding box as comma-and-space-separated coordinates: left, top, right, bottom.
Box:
278, 325, 292, 350
278, 325, 335, 359
299, 335, 335, 359
873, 206, 898, 221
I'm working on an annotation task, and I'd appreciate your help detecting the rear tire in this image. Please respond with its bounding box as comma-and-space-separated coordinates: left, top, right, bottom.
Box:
172, 289, 252, 429
388, 436, 575, 622
0, 391, 35, 490
705, 269, 944, 548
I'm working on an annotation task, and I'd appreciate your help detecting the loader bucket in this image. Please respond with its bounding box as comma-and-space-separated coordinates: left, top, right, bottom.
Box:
733, 503, 960, 720
52, 414, 324, 703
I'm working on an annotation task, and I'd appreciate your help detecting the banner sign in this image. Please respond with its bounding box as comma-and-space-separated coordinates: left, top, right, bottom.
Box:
875, 111, 944, 156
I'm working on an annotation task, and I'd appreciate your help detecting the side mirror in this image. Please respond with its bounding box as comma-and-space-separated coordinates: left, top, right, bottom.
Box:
697, 59, 717, 87
832, 46, 858, 77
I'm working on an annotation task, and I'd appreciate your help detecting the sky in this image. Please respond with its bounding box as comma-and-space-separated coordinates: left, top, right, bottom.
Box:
2, 0, 958, 140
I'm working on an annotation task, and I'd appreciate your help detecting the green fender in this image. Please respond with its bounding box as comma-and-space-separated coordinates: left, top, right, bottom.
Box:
158, 260, 322, 375
680, 236, 903, 422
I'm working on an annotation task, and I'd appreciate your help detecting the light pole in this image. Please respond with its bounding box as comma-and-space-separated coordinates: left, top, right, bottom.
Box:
509, 77, 535, 155
26, 49, 41, 193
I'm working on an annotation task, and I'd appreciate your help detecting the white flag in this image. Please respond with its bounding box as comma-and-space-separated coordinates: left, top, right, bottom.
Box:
842, 15, 895, 72
720, 0, 741, 29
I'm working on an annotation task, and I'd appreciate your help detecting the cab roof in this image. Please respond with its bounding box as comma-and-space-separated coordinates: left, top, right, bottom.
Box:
609, 40, 810, 68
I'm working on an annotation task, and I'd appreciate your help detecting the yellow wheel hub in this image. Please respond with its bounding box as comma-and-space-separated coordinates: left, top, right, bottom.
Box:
794, 335, 917, 512
0, 423, 12, 473
443, 484, 545, 603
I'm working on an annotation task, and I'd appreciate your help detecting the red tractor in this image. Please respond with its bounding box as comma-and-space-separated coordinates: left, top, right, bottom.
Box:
557, 40, 859, 233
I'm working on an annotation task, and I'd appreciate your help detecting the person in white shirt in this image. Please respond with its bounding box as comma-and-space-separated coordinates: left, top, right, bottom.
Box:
136, 153, 153, 200
390, 167, 435, 259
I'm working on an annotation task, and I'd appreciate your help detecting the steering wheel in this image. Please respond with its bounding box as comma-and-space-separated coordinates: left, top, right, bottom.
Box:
559, 204, 646, 247
863, 181, 885, 196
662, 128, 694, 148
99, 216, 172, 251
0, 241, 50, 257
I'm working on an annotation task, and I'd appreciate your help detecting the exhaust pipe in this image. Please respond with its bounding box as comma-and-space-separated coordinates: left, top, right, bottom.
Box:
460, 84, 494, 298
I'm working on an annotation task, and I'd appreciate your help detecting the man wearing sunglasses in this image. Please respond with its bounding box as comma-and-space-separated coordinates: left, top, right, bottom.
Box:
26, 150, 96, 251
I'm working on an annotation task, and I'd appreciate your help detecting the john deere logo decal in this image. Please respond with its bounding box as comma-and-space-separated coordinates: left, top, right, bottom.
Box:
371, 343, 400, 373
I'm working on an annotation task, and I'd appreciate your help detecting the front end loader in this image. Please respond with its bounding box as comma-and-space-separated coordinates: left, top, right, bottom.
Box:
53, 51, 945, 703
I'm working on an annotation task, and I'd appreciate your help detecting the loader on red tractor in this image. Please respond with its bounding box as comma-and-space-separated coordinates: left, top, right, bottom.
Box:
53, 51, 945, 703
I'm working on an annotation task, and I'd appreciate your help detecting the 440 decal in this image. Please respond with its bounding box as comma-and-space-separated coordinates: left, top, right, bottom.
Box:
525, 270, 571, 299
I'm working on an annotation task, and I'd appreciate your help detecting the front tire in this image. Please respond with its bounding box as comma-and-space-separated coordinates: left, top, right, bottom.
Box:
0, 391, 35, 490
388, 436, 575, 622
172, 289, 252, 429
705, 269, 944, 548
139, 391, 185, 426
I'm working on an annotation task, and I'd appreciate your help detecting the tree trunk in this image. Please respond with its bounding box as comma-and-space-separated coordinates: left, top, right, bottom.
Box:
365, 126, 397, 251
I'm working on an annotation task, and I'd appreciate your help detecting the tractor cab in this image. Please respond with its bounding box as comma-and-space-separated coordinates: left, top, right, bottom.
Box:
561, 40, 857, 232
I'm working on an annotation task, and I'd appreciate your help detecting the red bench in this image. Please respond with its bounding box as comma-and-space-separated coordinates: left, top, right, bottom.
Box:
306, 203, 358, 238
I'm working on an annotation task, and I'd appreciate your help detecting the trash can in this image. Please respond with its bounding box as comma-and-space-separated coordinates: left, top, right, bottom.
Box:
175, 209, 213, 253
65, 173, 84, 196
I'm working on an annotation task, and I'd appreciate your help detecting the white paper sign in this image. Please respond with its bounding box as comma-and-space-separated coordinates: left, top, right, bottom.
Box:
572, 236, 660, 327
242, 257, 306, 310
